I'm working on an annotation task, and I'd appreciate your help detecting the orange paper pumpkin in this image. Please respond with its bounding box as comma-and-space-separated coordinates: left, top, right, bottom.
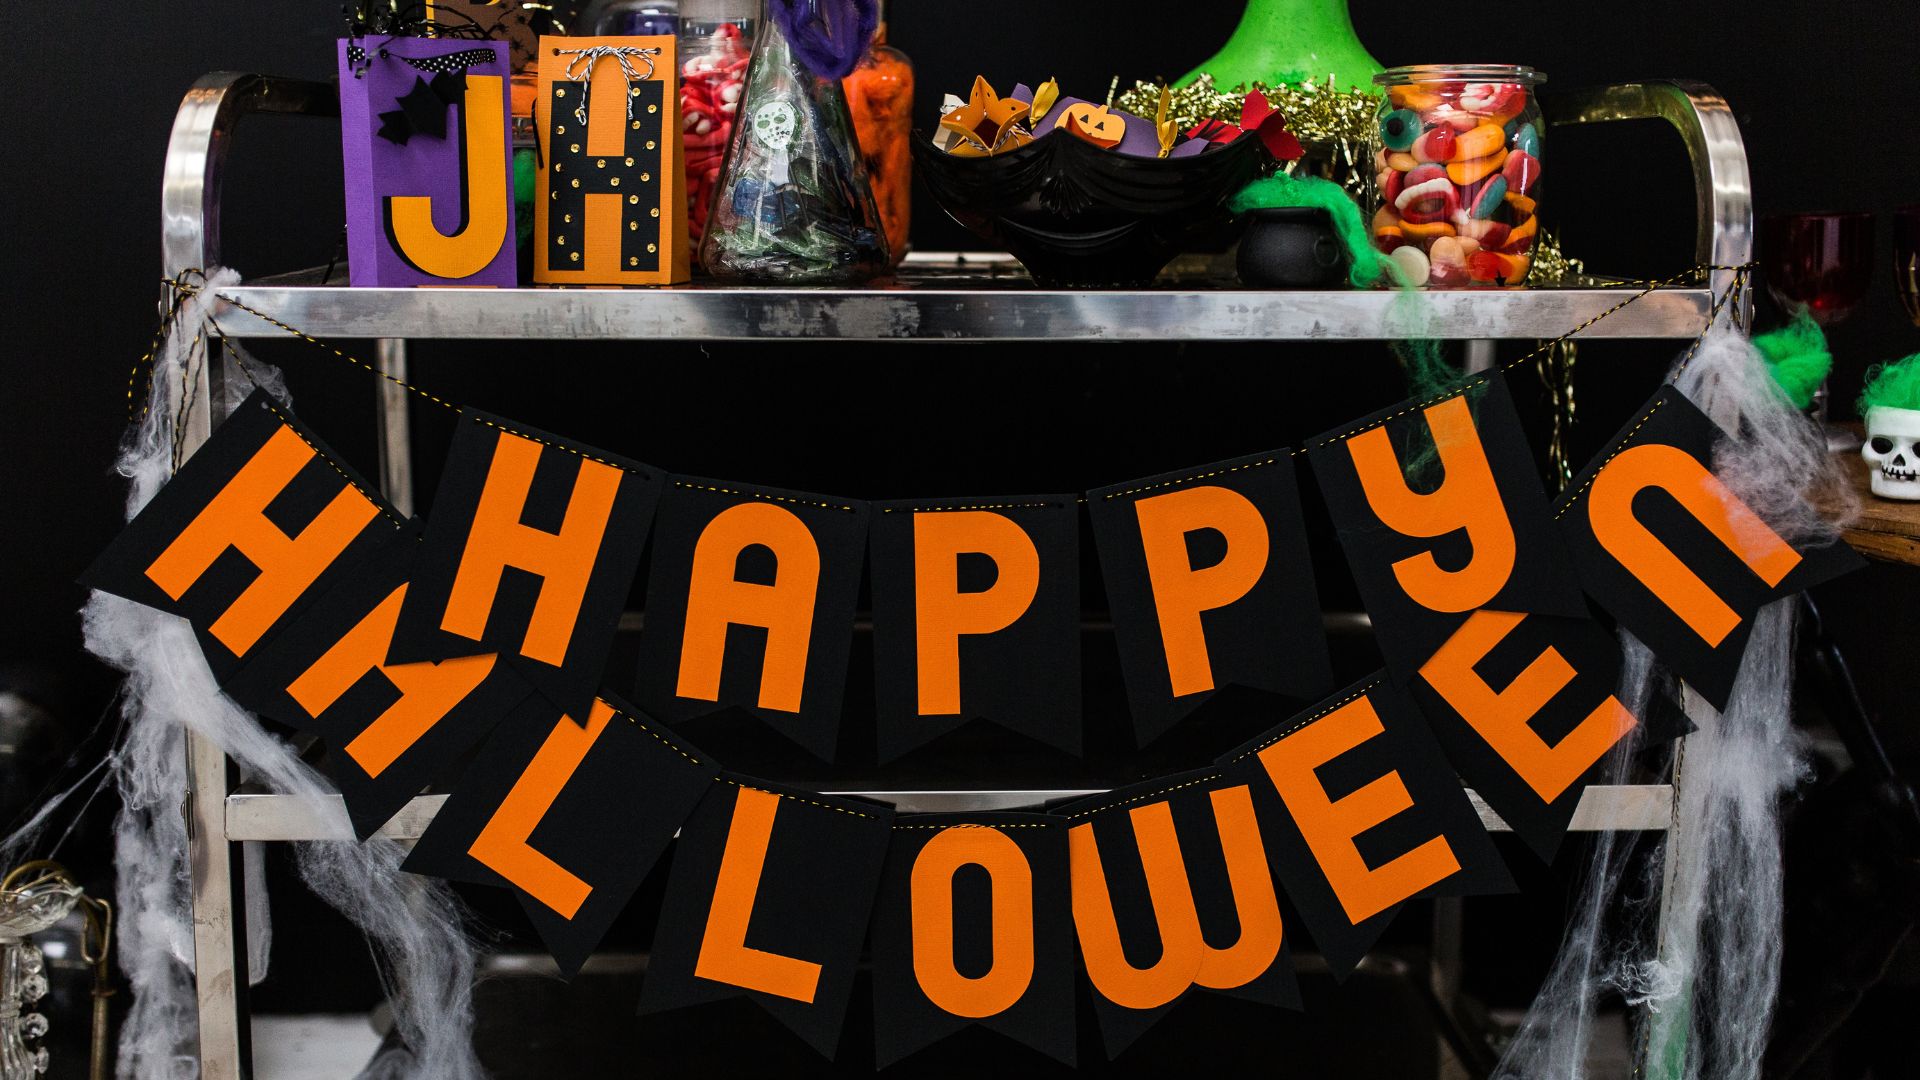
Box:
1054, 102, 1125, 149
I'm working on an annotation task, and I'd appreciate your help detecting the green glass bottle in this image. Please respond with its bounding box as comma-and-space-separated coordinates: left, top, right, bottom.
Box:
1179, 0, 1382, 91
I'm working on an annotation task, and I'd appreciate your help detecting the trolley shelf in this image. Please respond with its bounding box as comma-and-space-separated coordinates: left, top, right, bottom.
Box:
222, 785, 1675, 841
210, 261, 1718, 342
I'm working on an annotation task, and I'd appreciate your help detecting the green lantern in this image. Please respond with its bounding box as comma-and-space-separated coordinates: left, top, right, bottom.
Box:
1179, 0, 1383, 91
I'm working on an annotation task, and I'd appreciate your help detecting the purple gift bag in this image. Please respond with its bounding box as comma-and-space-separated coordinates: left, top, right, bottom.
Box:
338, 36, 518, 287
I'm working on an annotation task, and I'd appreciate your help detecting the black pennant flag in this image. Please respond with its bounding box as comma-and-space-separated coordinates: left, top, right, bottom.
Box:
1087, 451, 1335, 748
869, 496, 1081, 761
1307, 374, 1587, 682
634, 477, 869, 762
639, 776, 894, 1059
1216, 675, 1512, 979
1555, 385, 1862, 709
81, 389, 401, 681
1406, 610, 1646, 862
223, 523, 535, 839
1055, 768, 1301, 1059
869, 813, 1075, 1069
390, 411, 662, 721
401, 692, 712, 977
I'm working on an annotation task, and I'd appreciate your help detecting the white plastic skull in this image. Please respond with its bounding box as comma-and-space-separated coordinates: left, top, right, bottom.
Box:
751, 99, 797, 153
1862, 406, 1920, 500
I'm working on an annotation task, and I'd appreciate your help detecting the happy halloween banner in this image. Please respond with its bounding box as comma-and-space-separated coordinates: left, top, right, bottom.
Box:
84, 364, 1860, 1063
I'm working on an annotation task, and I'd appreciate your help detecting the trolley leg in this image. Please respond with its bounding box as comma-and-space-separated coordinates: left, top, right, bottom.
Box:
182, 349, 253, 1080
1639, 688, 1704, 1079
1464, 339, 1497, 374
373, 339, 414, 516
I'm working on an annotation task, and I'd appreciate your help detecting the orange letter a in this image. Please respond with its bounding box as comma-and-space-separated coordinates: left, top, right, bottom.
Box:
285, 583, 497, 779
676, 502, 822, 713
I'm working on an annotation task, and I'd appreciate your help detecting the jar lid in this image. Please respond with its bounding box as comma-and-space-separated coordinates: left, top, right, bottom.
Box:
1375, 64, 1546, 87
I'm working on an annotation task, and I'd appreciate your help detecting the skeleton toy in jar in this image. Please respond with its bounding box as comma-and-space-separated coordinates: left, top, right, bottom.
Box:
1859, 353, 1920, 500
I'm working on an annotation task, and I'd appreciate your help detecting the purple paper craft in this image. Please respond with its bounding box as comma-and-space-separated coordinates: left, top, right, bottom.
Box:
338, 37, 518, 287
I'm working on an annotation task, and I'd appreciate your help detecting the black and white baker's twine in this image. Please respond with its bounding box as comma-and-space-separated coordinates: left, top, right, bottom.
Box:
552, 45, 661, 127
347, 42, 498, 79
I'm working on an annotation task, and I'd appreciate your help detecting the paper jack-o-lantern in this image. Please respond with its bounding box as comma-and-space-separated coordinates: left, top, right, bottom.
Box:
1055, 102, 1126, 149
1863, 406, 1920, 500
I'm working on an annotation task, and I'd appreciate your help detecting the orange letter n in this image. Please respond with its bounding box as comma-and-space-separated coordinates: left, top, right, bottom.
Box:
144, 424, 380, 656
1587, 443, 1800, 647
676, 502, 822, 712
442, 430, 623, 666
1134, 486, 1270, 697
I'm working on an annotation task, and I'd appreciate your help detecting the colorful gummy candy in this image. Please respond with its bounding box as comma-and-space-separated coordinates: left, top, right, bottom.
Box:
1372, 82, 1543, 287
681, 23, 751, 243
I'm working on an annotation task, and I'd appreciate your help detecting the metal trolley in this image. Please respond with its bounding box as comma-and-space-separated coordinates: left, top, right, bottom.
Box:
160, 72, 1751, 1078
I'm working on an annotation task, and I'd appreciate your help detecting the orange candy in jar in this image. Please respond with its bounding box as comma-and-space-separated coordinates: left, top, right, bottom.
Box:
681, 20, 752, 242
842, 19, 913, 267
1369, 65, 1545, 288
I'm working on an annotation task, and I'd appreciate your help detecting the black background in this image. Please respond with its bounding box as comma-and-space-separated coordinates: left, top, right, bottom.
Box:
7, 0, 1920, 1071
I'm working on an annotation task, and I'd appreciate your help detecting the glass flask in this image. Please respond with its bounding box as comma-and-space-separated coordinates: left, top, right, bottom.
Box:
699, 1, 889, 282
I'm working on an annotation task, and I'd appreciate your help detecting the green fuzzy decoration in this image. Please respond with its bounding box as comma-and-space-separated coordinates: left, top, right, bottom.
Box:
1859, 351, 1920, 414
513, 148, 538, 248
1228, 173, 1386, 288
1750, 309, 1831, 409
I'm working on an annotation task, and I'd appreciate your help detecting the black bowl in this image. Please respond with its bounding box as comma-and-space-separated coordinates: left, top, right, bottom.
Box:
912, 130, 1267, 288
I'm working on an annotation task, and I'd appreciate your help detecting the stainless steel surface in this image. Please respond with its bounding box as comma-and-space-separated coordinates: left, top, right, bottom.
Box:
204, 277, 1721, 342
372, 339, 414, 516
223, 784, 1673, 842
161, 73, 337, 284
1546, 80, 1754, 312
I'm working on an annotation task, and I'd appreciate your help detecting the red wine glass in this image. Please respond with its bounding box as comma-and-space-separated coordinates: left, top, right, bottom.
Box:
1761, 211, 1875, 450
1762, 211, 1875, 324
1896, 204, 1920, 328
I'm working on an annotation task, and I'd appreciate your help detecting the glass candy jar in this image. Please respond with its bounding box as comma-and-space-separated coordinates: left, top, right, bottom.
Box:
1369, 65, 1544, 288
698, 1, 889, 283
679, 2, 755, 242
